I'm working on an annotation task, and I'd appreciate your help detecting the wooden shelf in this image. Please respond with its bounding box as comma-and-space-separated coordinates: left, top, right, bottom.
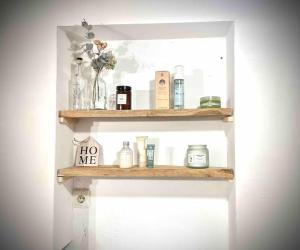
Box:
57, 166, 234, 182
59, 108, 233, 123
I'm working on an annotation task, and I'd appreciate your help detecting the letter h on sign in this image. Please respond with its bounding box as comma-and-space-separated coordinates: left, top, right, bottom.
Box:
75, 136, 101, 166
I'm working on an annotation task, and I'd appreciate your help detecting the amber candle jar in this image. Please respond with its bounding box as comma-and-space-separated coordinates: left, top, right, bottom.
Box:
116, 85, 132, 110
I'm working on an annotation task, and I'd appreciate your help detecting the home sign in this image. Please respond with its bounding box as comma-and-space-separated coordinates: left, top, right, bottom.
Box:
74, 136, 101, 166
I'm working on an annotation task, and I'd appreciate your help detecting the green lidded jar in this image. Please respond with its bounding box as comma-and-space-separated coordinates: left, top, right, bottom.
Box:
200, 96, 221, 108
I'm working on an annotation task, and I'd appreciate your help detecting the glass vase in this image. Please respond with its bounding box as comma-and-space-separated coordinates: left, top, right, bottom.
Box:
92, 70, 107, 109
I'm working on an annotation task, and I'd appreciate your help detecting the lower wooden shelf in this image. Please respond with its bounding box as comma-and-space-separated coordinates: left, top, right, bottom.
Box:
57, 166, 234, 182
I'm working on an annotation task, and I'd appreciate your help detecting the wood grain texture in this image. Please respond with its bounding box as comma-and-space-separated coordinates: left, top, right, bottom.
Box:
58, 108, 233, 120
57, 166, 234, 180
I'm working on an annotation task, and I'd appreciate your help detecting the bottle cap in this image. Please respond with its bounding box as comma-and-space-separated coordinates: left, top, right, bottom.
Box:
76, 57, 83, 64
147, 144, 155, 149
174, 65, 184, 80
123, 141, 129, 146
117, 85, 131, 91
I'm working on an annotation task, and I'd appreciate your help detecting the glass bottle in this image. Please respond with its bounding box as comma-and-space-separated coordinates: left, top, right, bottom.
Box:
173, 65, 184, 109
107, 81, 117, 110
92, 70, 107, 109
71, 57, 85, 110
119, 141, 133, 168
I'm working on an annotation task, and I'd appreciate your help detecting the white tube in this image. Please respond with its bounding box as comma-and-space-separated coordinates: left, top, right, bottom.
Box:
136, 136, 148, 167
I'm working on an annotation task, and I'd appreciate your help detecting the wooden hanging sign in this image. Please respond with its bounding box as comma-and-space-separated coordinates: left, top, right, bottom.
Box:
74, 136, 101, 166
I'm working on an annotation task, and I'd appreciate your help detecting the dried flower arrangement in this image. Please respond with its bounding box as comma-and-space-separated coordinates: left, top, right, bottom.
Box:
81, 19, 117, 73
80, 19, 117, 109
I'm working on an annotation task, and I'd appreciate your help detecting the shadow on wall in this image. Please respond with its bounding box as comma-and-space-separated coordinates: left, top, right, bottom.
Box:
75, 119, 228, 133
112, 41, 139, 85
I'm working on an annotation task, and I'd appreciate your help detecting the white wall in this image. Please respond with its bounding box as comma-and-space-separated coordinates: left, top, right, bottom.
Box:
91, 180, 229, 250
0, 0, 300, 249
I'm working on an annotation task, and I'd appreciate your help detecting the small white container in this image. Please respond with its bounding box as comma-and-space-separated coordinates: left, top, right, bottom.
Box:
187, 145, 209, 168
136, 136, 148, 167
119, 141, 133, 168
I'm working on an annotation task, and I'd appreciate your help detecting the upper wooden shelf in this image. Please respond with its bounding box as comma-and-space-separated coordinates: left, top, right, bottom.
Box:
59, 108, 233, 122
57, 166, 234, 182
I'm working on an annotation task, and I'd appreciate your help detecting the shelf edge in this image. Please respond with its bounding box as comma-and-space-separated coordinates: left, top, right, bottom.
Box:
57, 166, 234, 182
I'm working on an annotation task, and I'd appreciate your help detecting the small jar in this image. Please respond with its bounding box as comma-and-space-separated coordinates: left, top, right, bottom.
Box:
116, 85, 132, 110
200, 96, 221, 108
187, 145, 209, 168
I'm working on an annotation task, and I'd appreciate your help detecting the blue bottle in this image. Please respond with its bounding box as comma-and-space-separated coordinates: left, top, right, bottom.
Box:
173, 65, 184, 109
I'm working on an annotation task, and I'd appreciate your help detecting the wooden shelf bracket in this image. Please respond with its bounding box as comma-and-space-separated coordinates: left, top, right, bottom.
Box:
223, 116, 234, 122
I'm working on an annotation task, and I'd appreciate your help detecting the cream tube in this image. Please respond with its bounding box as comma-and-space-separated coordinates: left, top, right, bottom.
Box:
136, 136, 148, 167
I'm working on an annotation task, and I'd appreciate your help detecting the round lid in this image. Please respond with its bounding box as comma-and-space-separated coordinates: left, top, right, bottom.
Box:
123, 141, 129, 146
188, 145, 207, 149
117, 85, 131, 91
200, 96, 221, 102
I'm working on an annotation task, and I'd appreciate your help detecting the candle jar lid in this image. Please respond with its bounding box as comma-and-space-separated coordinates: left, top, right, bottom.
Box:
188, 144, 207, 149
200, 96, 221, 102
117, 85, 131, 91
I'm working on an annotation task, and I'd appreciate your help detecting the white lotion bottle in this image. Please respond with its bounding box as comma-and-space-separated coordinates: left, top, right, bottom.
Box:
119, 141, 133, 168
136, 136, 148, 167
